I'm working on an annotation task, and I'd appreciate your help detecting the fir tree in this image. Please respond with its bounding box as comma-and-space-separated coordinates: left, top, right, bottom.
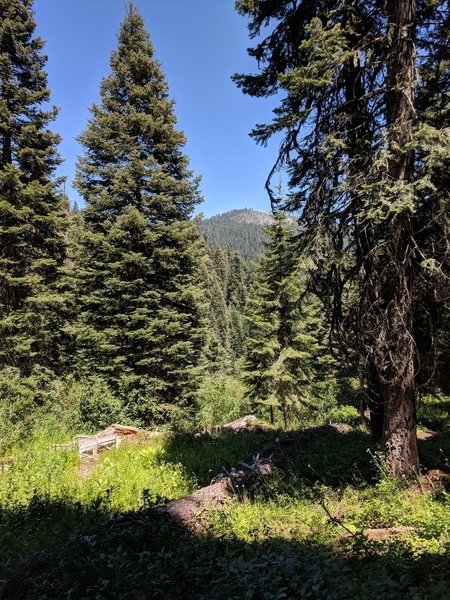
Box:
0, 0, 67, 374
244, 212, 320, 429
199, 244, 231, 371
73, 3, 205, 422
235, 0, 449, 474
200, 243, 253, 371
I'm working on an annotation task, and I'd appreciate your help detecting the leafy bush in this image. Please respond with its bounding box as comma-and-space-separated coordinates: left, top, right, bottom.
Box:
77, 377, 124, 432
195, 375, 250, 431
0, 369, 129, 452
328, 404, 359, 423
0, 368, 38, 453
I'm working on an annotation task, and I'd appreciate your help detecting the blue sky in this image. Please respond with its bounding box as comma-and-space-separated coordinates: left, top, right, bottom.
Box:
33, 0, 281, 217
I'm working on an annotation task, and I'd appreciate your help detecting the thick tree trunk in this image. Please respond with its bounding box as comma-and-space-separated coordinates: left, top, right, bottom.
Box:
367, 364, 384, 444
382, 0, 420, 476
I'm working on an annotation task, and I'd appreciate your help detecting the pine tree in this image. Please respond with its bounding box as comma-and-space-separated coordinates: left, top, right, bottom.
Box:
73, 3, 205, 423
235, 0, 449, 474
244, 212, 321, 429
0, 0, 67, 374
199, 244, 231, 371
199, 242, 253, 372
226, 247, 249, 361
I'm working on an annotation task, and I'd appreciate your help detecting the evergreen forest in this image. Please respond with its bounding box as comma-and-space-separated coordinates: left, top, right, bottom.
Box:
0, 1, 449, 598
199, 208, 277, 260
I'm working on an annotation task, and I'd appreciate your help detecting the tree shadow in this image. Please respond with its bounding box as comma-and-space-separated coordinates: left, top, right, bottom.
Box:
161, 428, 280, 487
162, 426, 375, 492
2, 426, 450, 598
1, 494, 449, 599
419, 429, 450, 472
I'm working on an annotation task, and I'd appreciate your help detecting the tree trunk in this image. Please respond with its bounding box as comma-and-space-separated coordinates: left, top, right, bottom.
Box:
367, 363, 384, 444
382, 0, 420, 476
283, 402, 291, 430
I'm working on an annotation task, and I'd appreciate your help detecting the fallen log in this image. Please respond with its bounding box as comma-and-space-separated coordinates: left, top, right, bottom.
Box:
158, 454, 272, 530
337, 526, 416, 544
157, 423, 350, 529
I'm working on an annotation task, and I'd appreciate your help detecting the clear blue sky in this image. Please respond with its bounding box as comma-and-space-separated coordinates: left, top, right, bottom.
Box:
33, 0, 280, 217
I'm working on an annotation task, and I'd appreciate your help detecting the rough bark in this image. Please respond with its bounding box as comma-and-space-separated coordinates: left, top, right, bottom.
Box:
283, 402, 291, 431
382, 0, 420, 476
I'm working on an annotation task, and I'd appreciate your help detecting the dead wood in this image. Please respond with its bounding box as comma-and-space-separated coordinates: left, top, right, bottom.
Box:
415, 468, 450, 493
0, 455, 16, 473
222, 415, 271, 433
157, 422, 350, 529
157, 454, 272, 530
54, 423, 144, 456
338, 526, 416, 544
416, 429, 437, 441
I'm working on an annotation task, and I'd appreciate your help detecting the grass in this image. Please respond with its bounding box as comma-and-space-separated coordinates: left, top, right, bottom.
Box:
1, 425, 450, 598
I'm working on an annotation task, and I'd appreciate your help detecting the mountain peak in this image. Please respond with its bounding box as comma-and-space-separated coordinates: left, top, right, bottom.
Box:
199, 208, 275, 260
207, 208, 274, 227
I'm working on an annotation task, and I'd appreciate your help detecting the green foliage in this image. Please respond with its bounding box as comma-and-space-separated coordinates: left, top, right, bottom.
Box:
195, 375, 250, 431
328, 404, 359, 424
0, 0, 68, 374
0, 369, 132, 452
71, 5, 205, 422
1, 425, 450, 598
0, 368, 40, 452
201, 243, 252, 370
235, 0, 449, 475
77, 378, 124, 432
244, 212, 324, 428
417, 393, 450, 431
199, 208, 273, 260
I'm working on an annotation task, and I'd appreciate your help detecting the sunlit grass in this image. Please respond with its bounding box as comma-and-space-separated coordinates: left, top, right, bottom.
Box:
1, 424, 450, 598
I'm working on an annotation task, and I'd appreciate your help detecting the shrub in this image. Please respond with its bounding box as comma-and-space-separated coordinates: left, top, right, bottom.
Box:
195, 375, 250, 431
328, 404, 359, 423
77, 377, 124, 432
0, 368, 38, 452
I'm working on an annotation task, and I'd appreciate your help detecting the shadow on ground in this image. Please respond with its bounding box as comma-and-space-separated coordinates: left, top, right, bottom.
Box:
1, 494, 449, 600
1, 426, 449, 599
161, 426, 375, 490
419, 429, 450, 472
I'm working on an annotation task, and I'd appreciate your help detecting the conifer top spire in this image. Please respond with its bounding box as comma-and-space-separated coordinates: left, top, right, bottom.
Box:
73, 3, 204, 422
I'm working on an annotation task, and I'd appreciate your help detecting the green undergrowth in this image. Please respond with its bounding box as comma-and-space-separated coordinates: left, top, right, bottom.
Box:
1, 427, 450, 598
417, 392, 450, 432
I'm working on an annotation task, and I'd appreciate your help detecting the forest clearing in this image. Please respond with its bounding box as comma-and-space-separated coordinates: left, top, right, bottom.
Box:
1, 407, 450, 598
0, 0, 449, 597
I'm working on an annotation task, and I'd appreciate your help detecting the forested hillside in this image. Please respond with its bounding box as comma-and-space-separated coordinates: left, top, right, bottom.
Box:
0, 0, 449, 598
199, 208, 272, 260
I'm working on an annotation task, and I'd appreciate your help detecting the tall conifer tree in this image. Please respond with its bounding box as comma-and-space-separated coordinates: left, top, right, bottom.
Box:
74, 3, 204, 422
235, 0, 449, 474
0, 0, 67, 374
244, 212, 321, 429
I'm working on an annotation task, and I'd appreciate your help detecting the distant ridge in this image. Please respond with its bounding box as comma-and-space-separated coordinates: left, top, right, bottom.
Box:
199, 208, 273, 260
199, 208, 297, 260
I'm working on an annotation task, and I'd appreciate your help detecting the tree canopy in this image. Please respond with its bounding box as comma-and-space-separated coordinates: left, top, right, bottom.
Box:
0, 0, 67, 374
72, 3, 205, 422
235, 0, 449, 474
